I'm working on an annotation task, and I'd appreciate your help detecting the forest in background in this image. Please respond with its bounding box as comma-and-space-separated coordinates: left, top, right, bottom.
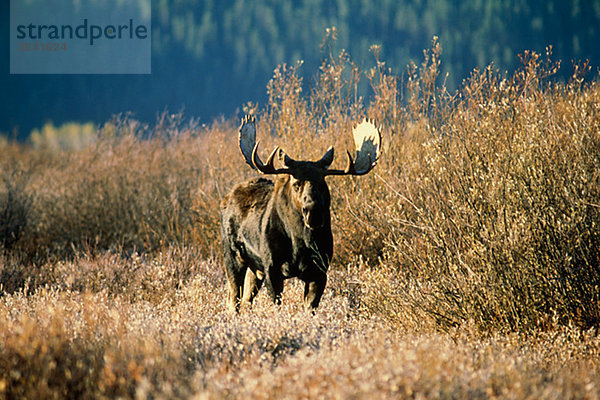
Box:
3, 0, 600, 139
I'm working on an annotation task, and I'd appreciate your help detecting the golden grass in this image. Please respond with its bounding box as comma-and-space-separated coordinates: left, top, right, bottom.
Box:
0, 252, 598, 399
1, 40, 600, 397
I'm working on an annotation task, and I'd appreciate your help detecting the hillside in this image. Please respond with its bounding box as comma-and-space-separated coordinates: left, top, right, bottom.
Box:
4, 0, 600, 138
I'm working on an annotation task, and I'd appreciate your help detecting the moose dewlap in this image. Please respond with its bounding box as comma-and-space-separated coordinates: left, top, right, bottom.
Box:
220, 115, 381, 312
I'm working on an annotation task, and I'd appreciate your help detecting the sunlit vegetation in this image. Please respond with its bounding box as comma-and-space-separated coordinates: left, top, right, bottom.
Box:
29, 122, 97, 151
1, 41, 599, 398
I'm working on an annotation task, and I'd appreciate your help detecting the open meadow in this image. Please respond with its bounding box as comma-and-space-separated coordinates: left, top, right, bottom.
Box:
1, 43, 600, 398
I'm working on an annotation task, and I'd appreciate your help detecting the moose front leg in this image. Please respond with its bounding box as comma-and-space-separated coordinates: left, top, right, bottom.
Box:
264, 267, 284, 305
303, 272, 327, 310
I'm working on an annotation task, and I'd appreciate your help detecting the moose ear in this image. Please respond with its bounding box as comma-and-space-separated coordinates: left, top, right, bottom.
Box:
279, 149, 299, 169
317, 146, 335, 168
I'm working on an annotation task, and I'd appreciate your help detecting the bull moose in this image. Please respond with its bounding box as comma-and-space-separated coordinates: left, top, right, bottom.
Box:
220, 115, 381, 312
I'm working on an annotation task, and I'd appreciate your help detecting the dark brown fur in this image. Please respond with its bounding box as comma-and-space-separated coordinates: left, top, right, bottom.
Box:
222, 177, 273, 219
220, 163, 333, 312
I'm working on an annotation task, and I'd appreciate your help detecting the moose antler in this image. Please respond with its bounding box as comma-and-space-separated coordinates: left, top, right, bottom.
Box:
324, 118, 382, 176
238, 115, 293, 174
239, 115, 381, 176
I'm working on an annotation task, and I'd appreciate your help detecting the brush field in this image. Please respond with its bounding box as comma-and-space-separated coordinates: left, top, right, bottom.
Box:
1, 42, 600, 398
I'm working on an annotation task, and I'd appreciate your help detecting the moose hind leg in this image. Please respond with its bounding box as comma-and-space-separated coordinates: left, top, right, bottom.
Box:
225, 266, 245, 313
241, 268, 264, 308
223, 244, 245, 313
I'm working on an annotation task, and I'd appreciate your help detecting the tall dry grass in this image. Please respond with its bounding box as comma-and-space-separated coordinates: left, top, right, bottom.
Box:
0, 250, 598, 399
363, 48, 600, 332
1, 37, 600, 398
1, 114, 237, 264
1, 40, 599, 332
254, 39, 600, 332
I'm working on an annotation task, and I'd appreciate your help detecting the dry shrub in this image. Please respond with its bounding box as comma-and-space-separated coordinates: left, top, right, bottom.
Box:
0, 114, 246, 263
1, 249, 599, 399
256, 38, 600, 332
197, 325, 600, 399
1, 36, 599, 340
3, 35, 600, 399
0, 168, 30, 252
364, 49, 600, 331
0, 287, 195, 399
29, 121, 97, 151
0, 251, 375, 399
